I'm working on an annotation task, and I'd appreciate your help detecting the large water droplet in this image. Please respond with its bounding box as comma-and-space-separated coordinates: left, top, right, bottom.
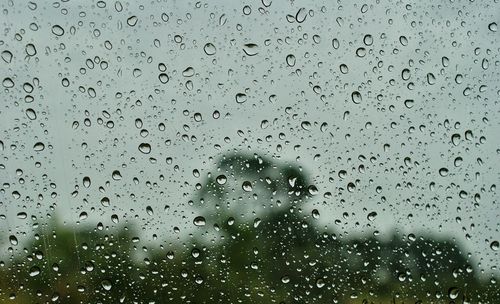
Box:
243, 43, 259, 56
193, 216, 206, 226
127, 16, 138, 26
51, 25, 64, 36
351, 91, 362, 104
235, 93, 247, 104
242, 181, 253, 192
138, 143, 151, 154
203, 43, 216, 55
286, 54, 296, 67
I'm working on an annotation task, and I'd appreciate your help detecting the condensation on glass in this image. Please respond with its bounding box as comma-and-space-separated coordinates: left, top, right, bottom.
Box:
0, 0, 499, 303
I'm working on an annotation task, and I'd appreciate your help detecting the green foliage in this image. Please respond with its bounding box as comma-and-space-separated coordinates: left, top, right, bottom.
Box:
1, 153, 498, 303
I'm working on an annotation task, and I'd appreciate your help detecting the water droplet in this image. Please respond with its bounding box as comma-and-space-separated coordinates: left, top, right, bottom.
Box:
351, 91, 362, 104
363, 34, 373, 46
203, 43, 216, 55
367, 212, 377, 221
491, 240, 499, 251
127, 16, 138, 26
427, 73, 436, 85
83, 176, 91, 188
235, 93, 247, 104
242, 181, 253, 192
29, 266, 40, 277
281, 275, 290, 283
1, 50, 13, 63
51, 25, 64, 36
404, 99, 414, 109
33, 142, 45, 151
488, 22, 497, 32
439, 168, 449, 177
316, 278, 325, 288
286, 54, 296, 67
101, 280, 112, 291
2, 78, 14, 88
243, 43, 259, 56
182, 67, 195, 77
112, 170, 122, 180
25, 108, 37, 120
101, 197, 110, 207
158, 73, 169, 84
138, 143, 151, 154
312, 209, 320, 219
216, 175, 227, 185
193, 216, 206, 226
9, 235, 18, 246
25, 44, 37, 56
295, 8, 307, 23
448, 287, 459, 300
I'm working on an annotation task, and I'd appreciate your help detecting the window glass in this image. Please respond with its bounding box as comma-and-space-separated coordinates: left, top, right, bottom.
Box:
1, 0, 499, 303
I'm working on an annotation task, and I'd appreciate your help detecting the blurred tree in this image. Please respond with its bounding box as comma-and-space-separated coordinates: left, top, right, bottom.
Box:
1, 152, 498, 303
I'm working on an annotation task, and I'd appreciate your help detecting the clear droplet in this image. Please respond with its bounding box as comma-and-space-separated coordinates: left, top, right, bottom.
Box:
203, 43, 216, 55
235, 93, 247, 104
216, 175, 227, 185
242, 181, 253, 192
33, 142, 45, 151
243, 43, 259, 56
351, 91, 362, 104
101, 280, 112, 291
138, 143, 151, 154
193, 216, 206, 226
491, 241, 499, 251
286, 54, 296, 67
51, 25, 64, 36
127, 16, 138, 26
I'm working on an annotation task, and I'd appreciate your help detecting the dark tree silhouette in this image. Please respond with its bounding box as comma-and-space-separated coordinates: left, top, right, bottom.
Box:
1, 152, 498, 303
